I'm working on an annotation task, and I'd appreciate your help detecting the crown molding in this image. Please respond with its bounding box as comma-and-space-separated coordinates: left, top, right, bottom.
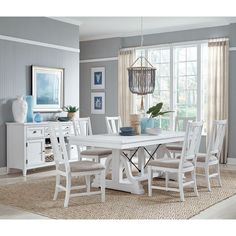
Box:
50, 17, 233, 42
50, 17, 82, 26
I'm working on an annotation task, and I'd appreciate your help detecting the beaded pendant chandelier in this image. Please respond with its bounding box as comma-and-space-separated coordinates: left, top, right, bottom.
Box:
127, 17, 156, 110
128, 56, 156, 95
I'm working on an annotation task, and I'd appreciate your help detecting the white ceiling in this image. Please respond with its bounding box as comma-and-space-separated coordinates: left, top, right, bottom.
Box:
53, 17, 236, 41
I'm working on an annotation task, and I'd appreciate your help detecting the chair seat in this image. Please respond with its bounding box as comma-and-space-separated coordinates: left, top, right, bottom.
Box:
166, 143, 183, 151
81, 148, 112, 156
60, 161, 105, 172
148, 158, 193, 169
197, 153, 218, 162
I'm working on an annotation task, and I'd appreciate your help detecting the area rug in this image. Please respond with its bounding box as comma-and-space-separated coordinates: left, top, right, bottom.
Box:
0, 167, 235, 219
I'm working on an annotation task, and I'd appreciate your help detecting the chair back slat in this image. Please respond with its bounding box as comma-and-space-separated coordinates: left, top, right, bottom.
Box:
175, 116, 196, 131
207, 120, 227, 160
73, 117, 93, 136
180, 121, 203, 168
105, 116, 122, 134
49, 123, 70, 172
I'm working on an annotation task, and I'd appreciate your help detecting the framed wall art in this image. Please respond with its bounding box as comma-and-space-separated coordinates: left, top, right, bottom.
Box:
32, 66, 64, 112
91, 67, 105, 89
91, 92, 105, 114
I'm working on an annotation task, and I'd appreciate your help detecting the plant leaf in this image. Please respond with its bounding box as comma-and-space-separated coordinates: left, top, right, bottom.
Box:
158, 111, 174, 116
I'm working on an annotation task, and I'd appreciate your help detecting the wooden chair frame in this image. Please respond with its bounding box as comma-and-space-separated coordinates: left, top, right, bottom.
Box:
49, 122, 105, 207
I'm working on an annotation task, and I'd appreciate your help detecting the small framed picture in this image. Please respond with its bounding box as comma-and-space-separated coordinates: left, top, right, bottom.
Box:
91, 67, 105, 89
91, 92, 105, 114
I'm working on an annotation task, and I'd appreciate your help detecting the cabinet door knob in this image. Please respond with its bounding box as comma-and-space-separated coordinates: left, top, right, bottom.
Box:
33, 130, 37, 134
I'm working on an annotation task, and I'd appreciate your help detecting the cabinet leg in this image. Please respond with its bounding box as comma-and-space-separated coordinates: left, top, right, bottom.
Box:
23, 169, 27, 177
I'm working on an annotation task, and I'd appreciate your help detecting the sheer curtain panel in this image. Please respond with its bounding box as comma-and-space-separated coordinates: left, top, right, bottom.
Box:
118, 49, 136, 126
207, 38, 229, 163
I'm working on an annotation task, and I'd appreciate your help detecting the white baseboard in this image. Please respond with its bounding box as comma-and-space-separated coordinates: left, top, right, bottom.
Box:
0, 167, 7, 175
227, 158, 236, 165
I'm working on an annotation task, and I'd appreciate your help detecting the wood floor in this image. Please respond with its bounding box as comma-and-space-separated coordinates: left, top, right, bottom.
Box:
0, 165, 236, 219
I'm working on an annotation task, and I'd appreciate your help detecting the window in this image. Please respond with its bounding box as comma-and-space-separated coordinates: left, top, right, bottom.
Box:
135, 41, 208, 132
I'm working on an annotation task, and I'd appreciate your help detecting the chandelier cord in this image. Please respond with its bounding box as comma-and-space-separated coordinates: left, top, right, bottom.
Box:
140, 16, 143, 67
141, 16, 143, 48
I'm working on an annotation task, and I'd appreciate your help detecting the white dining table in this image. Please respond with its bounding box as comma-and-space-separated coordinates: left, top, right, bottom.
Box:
69, 131, 185, 194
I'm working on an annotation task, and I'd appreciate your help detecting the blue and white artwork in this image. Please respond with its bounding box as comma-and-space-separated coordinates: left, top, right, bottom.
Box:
32, 66, 64, 112
91, 67, 105, 89
36, 72, 59, 105
94, 96, 103, 110
91, 92, 105, 114
94, 72, 102, 85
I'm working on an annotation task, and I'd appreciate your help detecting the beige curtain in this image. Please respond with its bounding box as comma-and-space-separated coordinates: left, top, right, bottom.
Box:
118, 49, 136, 126
207, 38, 229, 163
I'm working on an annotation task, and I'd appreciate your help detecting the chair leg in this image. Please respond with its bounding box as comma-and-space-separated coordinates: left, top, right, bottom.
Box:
178, 173, 185, 202
217, 163, 222, 187
64, 175, 71, 208
85, 175, 91, 193
173, 152, 176, 159
148, 166, 153, 197
105, 157, 112, 177
192, 169, 199, 197
53, 174, 60, 200
165, 172, 169, 191
205, 166, 211, 192
100, 170, 105, 203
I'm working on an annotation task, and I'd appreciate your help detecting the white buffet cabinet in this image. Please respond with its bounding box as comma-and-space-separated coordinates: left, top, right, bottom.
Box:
6, 121, 78, 176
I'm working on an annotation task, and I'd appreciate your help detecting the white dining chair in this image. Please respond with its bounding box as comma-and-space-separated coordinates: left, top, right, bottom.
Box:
196, 120, 227, 191
166, 116, 196, 158
49, 122, 105, 208
73, 117, 112, 162
148, 121, 203, 202
105, 116, 122, 134
105, 116, 140, 172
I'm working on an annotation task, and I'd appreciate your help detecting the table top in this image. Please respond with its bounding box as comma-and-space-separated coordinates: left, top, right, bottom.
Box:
69, 131, 185, 149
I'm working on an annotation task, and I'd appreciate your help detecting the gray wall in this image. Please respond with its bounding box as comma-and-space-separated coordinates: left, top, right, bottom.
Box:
121, 25, 230, 48
228, 23, 236, 159
80, 37, 121, 59
80, 61, 118, 133
0, 17, 79, 48
0, 17, 80, 167
80, 24, 236, 157
80, 38, 121, 133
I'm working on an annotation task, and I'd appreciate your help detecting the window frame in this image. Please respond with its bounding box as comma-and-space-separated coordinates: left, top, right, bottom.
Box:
135, 40, 208, 131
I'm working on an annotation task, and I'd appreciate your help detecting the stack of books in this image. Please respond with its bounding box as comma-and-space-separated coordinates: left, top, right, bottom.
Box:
119, 127, 136, 136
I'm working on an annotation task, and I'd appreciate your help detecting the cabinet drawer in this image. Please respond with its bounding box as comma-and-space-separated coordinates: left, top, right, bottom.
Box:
44, 127, 50, 138
62, 125, 71, 136
44, 124, 72, 137
27, 127, 44, 138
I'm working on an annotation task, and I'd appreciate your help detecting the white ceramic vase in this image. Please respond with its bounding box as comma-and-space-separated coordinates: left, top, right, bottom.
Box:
12, 96, 28, 123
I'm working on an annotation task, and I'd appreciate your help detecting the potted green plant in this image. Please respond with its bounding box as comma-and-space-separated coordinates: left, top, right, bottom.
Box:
63, 105, 79, 120
141, 102, 173, 133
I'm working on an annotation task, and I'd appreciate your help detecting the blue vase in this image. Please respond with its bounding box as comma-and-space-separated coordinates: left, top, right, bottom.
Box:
25, 95, 33, 122
140, 118, 155, 134
34, 113, 42, 123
